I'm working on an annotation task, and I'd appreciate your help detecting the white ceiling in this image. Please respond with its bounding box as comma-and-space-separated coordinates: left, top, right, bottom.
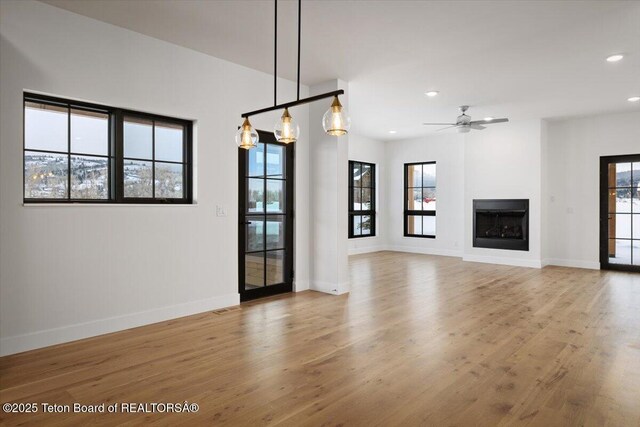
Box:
42, 0, 640, 141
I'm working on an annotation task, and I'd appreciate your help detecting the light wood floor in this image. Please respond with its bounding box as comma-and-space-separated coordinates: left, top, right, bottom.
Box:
1, 251, 640, 426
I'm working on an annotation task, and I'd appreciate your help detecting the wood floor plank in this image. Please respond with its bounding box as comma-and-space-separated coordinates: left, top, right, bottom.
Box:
1, 251, 639, 426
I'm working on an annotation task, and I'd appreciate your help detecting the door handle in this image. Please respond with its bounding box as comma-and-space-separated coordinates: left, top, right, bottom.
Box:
240, 221, 252, 225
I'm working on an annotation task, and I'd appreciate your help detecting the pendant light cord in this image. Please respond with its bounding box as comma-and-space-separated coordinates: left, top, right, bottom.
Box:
274, 0, 278, 106
296, 0, 301, 101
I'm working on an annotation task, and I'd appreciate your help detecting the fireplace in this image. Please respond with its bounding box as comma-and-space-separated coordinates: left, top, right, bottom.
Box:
473, 199, 529, 251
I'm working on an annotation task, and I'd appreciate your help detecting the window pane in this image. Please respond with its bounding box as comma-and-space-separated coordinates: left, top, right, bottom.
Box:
155, 162, 183, 198
614, 163, 631, 187
266, 216, 285, 250
353, 188, 362, 210
609, 239, 631, 264
423, 188, 436, 210
266, 144, 284, 179
245, 253, 264, 289
407, 215, 422, 235
408, 164, 422, 187
246, 217, 264, 251
611, 189, 631, 213
248, 178, 264, 213
124, 160, 152, 198
408, 188, 422, 210
633, 241, 640, 265
71, 156, 108, 199
361, 215, 372, 235
266, 180, 284, 213
124, 117, 152, 159
25, 102, 68, 152
423, 164, 436, 187
248, 143, 265, 177
634, 215, 640, 239
362, 188, 372, 210
155, 122, 183, 162
361, 164, 372, 187
424, 216, 436, 236
24, 151, 68, 198
266, 250, 285, 286
353, 163, 362, 187
614, 214, 632, 239
353, 215, 362, 236
71, 109, 108, 155
632, 163, 640, 188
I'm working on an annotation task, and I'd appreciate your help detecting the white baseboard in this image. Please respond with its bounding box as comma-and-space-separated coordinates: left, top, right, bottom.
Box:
310, 280, 350, 295
385, 245, 463, 258
348, 246, 386, 255
463, 254, 542, 269
0, 293, 240, 357
542, 258, 600, 270
294, 280, 310, 292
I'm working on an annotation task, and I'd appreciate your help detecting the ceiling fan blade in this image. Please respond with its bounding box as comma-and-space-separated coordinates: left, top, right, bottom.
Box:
470, 124, 486, 130
469, 118, 509, 125
436, 125, 458, 132
423, 123, 456, 126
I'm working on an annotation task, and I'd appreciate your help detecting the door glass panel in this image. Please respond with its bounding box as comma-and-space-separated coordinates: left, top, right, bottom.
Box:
632, 162, 640, 188
633, 215, 640, 239
266, 216, 285, 249
407, 215, 422, 235
124, 117, 152, 159
633, 241, 640, 265
246, 217, 264, 252
614, 214, 632, 238
266, 250, 285, 286
424, 188, 436, 210
248, 143, 265, 177
611, 189, 631, 213
266, 180, 284, 213
609, 239, 632, 264
245, 253, 264, 290
613, 163, 631, 187
266, 144, 284, 178
247, 178, 264, 213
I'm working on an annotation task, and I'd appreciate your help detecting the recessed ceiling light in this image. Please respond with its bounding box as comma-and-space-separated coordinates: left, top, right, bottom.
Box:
606, 54, 624, 62
388, 130, 397, 134
425, 91, 439, 97
628, 96, 640, 102
483, 117, 494, 122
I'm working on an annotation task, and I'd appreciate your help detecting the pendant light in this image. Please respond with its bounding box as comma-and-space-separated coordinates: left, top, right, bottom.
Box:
322, 96, 351, 136
238, 0, 352, 148
235, 117, 258, 149
274, 108, 299, 143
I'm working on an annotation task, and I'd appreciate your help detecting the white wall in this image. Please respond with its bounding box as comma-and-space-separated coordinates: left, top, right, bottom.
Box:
0, 0, 310, 355
348, 134, 387, 254
384, 134, 465, 257
463, 120, 543, 267
545, 111, 640, 269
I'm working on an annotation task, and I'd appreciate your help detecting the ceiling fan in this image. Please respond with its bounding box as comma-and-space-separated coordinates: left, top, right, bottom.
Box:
423, 106, 508, 133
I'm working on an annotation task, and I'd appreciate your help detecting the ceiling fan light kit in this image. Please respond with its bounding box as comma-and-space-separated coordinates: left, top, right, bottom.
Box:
423, 105, 509, 132
237, 0, 350, 149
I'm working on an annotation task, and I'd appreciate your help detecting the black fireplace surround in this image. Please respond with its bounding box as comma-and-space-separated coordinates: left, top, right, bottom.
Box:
473, 199, 529, 251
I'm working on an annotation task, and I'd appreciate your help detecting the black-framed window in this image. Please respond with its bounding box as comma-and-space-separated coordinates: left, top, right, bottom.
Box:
404, 162, 436, 238
23, 93, 192, 204
349, 161, 375, 238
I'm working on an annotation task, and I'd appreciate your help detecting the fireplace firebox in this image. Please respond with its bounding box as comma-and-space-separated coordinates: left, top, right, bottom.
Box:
473, 199, 529, 251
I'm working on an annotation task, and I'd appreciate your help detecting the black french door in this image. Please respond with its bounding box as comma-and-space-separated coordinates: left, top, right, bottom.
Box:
238, 130, 294, 301
600, 154, 640, 272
